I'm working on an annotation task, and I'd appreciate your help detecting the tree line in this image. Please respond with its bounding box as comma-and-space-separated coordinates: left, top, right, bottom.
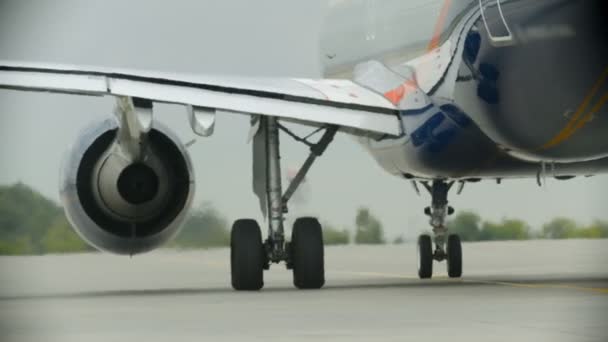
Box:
448, 211, 608, 241
0, 183, 606, 255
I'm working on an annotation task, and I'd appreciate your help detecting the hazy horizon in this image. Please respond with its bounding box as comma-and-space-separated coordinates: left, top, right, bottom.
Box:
1, 0, 607, 241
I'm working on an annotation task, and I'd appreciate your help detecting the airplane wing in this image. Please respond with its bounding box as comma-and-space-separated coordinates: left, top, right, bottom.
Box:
0, 61, 402, 136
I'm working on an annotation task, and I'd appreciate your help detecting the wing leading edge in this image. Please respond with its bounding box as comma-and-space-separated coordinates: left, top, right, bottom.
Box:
0, 61, 402, 136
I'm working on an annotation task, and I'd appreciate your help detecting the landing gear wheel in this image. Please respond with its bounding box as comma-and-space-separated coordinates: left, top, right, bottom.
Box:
291, 217, 325, 289
231, 219, 265, 291
417, 234, 433, 279
446, 234, 462, 278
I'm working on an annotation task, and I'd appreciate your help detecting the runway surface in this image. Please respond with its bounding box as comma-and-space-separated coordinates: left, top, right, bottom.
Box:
0, 239, 607, 342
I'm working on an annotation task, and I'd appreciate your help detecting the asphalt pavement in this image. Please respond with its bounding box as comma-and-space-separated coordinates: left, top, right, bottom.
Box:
0, 239, 607, 342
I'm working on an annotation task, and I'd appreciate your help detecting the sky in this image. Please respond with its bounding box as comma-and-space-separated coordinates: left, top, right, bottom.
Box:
0, 0, 607, 241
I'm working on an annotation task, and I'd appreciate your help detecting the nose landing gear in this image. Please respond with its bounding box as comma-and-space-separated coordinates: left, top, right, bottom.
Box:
417, 180, 463, 279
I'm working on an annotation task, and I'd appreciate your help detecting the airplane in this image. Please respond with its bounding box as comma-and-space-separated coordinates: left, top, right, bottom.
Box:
0, 0, 606, 291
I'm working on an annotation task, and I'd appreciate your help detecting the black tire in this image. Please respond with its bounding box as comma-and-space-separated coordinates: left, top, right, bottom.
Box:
417, 234, 433, 279
231, 219, 265, 291
447, 234, 462, 278
291, 217, 325, 289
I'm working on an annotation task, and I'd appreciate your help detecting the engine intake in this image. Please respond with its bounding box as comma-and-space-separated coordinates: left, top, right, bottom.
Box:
60, 119, 194, 255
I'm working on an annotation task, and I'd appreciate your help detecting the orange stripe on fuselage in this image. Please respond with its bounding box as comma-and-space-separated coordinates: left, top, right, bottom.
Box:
384, 79, 417, 105
570, 92, 608, 132
427, 0, 452, 52
541, 67, 608, 150
383, 0, 452, 105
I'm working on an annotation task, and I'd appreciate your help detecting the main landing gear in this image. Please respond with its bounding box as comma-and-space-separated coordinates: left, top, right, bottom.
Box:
416, 180, 462, 279
230, 117, 337, 291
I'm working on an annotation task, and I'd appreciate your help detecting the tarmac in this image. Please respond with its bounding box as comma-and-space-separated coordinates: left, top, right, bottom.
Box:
1, 239, 607, 342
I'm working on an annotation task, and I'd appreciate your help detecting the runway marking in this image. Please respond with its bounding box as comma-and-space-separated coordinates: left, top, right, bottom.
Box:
334, 270, 420, 280
335, 270, 608, 294
469, 279, 608, 295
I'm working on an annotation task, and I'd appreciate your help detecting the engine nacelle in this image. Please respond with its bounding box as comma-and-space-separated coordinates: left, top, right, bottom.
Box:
60, 119, 194, 255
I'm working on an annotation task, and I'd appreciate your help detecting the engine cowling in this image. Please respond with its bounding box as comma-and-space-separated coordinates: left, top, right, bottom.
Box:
60, 118, 194, 255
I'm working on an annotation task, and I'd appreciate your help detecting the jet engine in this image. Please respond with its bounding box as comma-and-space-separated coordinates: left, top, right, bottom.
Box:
60, 118, 194, 255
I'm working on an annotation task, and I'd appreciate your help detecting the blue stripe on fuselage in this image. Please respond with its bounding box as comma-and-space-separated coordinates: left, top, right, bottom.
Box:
408, 104, 473, 154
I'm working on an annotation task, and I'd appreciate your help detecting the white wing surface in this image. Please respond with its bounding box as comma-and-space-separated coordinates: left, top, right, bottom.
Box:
0, 61, 401, 136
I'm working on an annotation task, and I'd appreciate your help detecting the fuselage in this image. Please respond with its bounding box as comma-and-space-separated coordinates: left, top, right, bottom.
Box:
322, 0, 608, 180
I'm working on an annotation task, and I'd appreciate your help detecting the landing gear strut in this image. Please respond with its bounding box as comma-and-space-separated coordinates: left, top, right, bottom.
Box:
417, 180, 463, 279
230, 117, 336, 290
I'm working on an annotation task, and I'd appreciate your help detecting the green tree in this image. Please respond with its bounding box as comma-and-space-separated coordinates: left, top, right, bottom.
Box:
0, 183, 76, 255
40, 216, 90, 253
447, 211, 481, 241
587, 220, 608, 238
354, 207, 386, 244
170, 203, 230, 248
0, 237, 34, 255
568, 226, 602, 238
323, 224, 350, 245
541, 217, 577, 239
565, 221, 608, 239
598, 221, 608, 237
479, 219, 530, 241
